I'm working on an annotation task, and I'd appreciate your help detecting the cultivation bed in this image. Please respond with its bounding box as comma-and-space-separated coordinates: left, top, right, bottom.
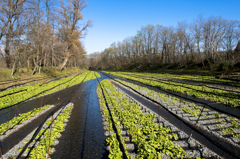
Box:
0, 77, 47, 91
119, 72, 240, 88
104, 72, 240, 117
99, 72, 240, 158
97, 79, 220, 158
110, 78, 240, 146
1, 71, 239, 158
121, 73, 240, 91
0, 71, 108, 158
106, 71, 240, 108
2, 103, 73, 158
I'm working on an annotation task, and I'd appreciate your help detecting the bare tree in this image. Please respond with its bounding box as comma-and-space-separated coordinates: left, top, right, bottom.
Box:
0, 0, 28, 68
89, 16, 239, 70
223, 20, 240, 61
58, 0, 91, 70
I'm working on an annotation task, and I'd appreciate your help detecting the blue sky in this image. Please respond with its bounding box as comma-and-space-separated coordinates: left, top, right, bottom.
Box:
81, 0, 240, 54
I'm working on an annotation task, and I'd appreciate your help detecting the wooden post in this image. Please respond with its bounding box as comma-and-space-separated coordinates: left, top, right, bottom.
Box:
158, 105, 161, 140
46, 115, 53, 159
128, 87, 130, 105
9, 95, 21, 115
108, 112, 111, 137
40, 95, 44, 111
0, 139, 3, 159
179, 85, 181, 107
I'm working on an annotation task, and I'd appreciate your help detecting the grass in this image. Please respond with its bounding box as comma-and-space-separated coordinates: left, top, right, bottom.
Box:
0, 67, 84, 82
106, 63, 240, 77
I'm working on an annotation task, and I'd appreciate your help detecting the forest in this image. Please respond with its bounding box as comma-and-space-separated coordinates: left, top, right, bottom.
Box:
89, 16, 240, 72
0, 0, 91, 77
1, 0, 240, 77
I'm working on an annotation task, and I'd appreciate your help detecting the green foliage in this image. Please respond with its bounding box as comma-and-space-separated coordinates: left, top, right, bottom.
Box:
110, 76, 240, 142
0, 71, 100, 109
0, 105, 51, 135
216, 116, 240, 139
218, 62, 229, 71
19, 104, 73, 158
97, 79, 187, 158
106, 71, 240, 107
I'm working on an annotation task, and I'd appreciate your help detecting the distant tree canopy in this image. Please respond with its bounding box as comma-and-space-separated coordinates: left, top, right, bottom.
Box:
89, 16, 240, 70
0, 0, 91, 75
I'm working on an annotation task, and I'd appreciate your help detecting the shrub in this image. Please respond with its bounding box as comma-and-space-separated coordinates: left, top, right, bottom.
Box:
218, 62, 229, 71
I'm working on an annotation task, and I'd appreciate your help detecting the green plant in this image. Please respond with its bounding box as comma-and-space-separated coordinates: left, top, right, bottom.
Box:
0, 71, 100, 109
106, 71, 240, 107
19, 104, 74, 158
0, 105, 51, 135
97, 79, 187, 158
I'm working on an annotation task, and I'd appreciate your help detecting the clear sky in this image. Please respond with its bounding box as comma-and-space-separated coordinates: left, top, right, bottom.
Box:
81, 0, 240, 54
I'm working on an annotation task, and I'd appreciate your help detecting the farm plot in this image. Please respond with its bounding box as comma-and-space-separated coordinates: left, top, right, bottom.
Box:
119, 72, 240, 93
97, 79, 220, 158
2, 103, 74, 159
0, 71, 100, 110
0, 77, 47, 91
0, 71, 102, 158
112, 79, 240, 147
119, 72, 240, 87
105, 71, 240, 107
0, 104, 53, 135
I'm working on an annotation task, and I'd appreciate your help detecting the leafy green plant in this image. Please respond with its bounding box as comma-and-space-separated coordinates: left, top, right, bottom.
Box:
19, 104, 74, 158
97, 79, 187, 158
0, 105, 51, 135
106, 71, 240, 107
0, 71, 100, 109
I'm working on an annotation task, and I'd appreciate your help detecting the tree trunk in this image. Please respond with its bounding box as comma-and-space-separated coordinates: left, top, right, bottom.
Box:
27, 57, 30, 71
32, 58, 38, 75
5, 35, 11, 68
59, 51, 70, 70
11, 59, 17, 79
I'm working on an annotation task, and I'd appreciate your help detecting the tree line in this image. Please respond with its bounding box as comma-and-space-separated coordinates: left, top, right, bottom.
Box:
0, 0, 91, 77
89, 16, 240, 71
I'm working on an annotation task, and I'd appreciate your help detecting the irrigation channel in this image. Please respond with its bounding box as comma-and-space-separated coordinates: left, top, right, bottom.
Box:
0, 71, 239, 158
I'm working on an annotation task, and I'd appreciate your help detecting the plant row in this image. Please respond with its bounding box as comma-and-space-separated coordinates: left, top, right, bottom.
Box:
97, 81, 130, 158
0, 105, 52, 135
114, 78, 211, 119
122, 73, 240, 94
114, 79, 240, 141
119, 71, 239, 86
18, 103, 74, 158
97, 79, 186, 158
0, 71, 100, 109
106, 71, 240, 107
